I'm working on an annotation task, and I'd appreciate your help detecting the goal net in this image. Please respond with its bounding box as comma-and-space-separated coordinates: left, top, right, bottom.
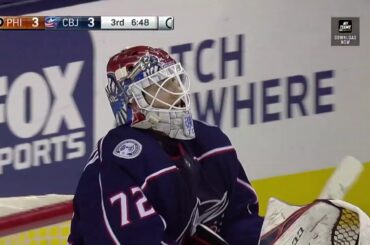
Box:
0, 194, 73, 245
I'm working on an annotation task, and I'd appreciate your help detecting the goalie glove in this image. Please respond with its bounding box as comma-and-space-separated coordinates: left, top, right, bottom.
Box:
259, 198, 370, 245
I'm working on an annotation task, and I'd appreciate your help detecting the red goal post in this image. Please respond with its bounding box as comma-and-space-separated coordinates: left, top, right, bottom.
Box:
0, 194, 73, 244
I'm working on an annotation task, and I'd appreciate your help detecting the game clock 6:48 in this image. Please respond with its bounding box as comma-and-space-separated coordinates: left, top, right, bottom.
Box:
127, 16, 157, 30
131, 18, 150, 26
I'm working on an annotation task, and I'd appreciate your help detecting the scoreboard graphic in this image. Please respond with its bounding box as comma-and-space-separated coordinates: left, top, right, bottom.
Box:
0, 16, 174, 30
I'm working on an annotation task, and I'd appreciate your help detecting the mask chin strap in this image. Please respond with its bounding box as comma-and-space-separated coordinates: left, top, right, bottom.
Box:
132, 110, 195, 140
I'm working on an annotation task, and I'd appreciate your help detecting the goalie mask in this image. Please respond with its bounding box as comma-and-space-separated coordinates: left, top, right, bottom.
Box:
106, 46, 195, 140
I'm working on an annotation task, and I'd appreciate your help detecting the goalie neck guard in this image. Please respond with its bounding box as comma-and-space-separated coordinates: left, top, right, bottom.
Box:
106, 46, 195, 140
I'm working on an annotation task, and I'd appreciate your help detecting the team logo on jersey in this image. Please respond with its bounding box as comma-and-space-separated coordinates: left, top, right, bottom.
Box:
113, 139, 142, 159
177, 192, 229, 243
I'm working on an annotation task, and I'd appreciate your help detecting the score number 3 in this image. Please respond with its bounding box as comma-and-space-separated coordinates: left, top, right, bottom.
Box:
88, 17, 95, 28
32, 17, 39, 27
109, 187, 155, 227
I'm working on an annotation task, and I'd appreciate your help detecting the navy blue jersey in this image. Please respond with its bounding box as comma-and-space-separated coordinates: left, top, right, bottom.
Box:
68, 120, 263, 244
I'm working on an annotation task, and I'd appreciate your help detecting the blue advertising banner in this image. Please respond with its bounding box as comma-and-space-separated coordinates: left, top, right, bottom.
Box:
0, 31, 93, 196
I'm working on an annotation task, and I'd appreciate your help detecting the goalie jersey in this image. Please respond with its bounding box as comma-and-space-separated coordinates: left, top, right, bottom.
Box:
68, 120, 263, 244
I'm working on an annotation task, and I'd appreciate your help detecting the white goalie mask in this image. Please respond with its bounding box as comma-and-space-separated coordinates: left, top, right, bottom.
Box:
106, 46, 195, 140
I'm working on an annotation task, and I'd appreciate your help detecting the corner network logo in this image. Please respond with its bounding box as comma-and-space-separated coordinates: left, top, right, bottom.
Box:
0, 31, 93, 196
338, 20, 352, 33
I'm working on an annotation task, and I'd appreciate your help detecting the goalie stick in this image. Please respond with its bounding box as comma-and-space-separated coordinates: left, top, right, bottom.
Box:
319, 155, 364, 200
186, 224, 229, 245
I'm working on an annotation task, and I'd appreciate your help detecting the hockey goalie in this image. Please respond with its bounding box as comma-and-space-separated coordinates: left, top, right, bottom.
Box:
258, 198, 370, 245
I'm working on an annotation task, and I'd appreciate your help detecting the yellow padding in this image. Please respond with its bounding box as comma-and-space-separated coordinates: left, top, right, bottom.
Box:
251, 162, 370, 216
0, 221, 70, 245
